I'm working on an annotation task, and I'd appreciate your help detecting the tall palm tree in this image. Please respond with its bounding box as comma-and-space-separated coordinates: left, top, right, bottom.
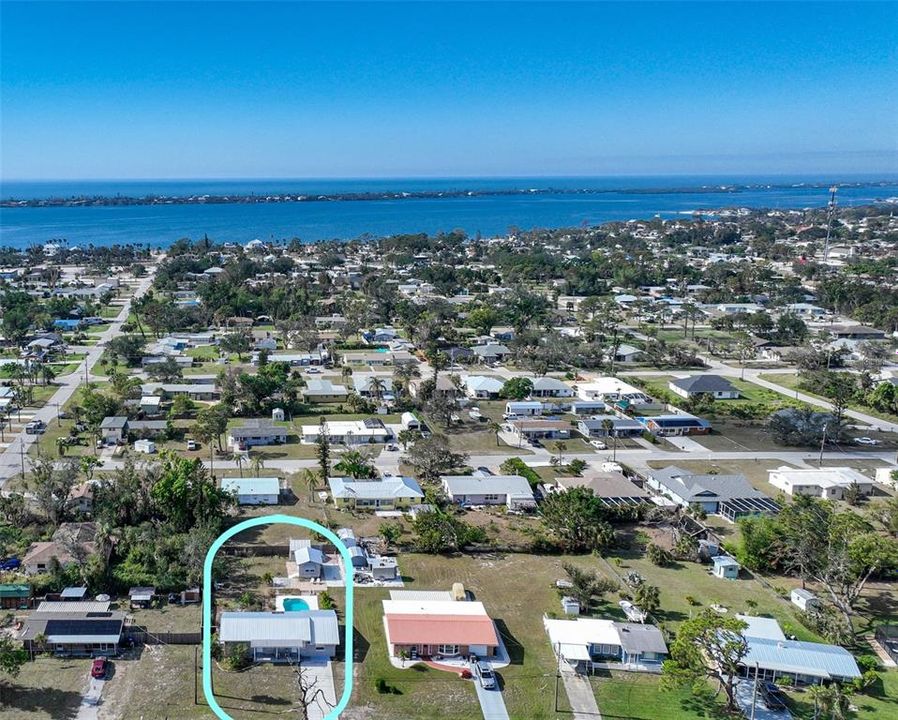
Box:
250, 454, 265, 478
368, 377, 387, 405
300, 468, 318, 503
487, 421, 502, 447
601, 418, 617, 461
233, 453, 245, 478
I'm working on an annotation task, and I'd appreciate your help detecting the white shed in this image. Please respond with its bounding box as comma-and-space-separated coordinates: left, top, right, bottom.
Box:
560, 596, 580, 616
401, 412, 420, 430
134, 439, 156, 454
712, 555, 740, 580
272, 407, 286, 422
790, 588, 821, 612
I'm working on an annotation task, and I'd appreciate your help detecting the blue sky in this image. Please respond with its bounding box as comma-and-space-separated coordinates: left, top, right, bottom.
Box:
1, 1, 896, 179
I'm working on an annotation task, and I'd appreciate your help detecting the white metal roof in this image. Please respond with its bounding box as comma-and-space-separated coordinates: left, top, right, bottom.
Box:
221, 477, 281, 496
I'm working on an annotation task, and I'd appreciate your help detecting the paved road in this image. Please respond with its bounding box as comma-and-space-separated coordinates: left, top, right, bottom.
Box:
560, 666, 602, 719
0, 266, 158, 488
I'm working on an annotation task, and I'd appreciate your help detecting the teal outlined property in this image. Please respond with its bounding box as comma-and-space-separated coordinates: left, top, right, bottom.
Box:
202, 515, 355, 719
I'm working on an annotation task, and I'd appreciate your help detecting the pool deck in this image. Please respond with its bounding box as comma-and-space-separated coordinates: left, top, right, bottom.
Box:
275, 593, 320, 611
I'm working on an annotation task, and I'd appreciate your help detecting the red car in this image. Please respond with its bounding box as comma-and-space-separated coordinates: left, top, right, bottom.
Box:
90, 657, 108, 679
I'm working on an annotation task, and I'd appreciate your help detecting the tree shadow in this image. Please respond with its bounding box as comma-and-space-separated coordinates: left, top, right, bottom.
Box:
2, 685, 82, 720
248, 694, 292, 705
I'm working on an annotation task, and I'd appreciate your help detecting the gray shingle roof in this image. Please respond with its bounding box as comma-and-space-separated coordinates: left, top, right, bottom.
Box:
670, 375, 738, 394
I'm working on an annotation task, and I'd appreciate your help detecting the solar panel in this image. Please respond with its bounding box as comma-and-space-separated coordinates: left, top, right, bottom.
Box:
45, 618, 122, 636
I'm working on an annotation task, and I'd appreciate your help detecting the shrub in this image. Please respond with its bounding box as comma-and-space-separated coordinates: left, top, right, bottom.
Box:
685, 595, 700, 606
319, 592, 336, 610
647, 543, 674, 567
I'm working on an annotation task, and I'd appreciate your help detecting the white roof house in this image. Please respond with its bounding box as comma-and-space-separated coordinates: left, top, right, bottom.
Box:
218, 610, 339, 661
577, 378, 652, 405
768, 466, 874, 500
301, 419, 392, 444
464, 375, 505, 398
543, 616, 669, 670
441, 473, 536, 509
328, 476, 424, 508
221, 477, 281, 505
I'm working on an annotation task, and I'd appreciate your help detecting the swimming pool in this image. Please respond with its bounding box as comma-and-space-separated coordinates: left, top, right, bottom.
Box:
283, 597, 310, 612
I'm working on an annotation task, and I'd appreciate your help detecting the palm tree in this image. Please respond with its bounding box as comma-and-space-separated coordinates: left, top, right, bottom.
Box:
300, 468, 318, 503
40, 364, 57, 386
250, 454, 265, 478
553, 441, 567, 466
601, 418, 617, 461
233, 453, 245, 478
333, 449, 375, 479
487, 421, 502, 447
368, 377, 387, 405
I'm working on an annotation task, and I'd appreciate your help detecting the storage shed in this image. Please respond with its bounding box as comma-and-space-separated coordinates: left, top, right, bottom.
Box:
790, 588, 821, 612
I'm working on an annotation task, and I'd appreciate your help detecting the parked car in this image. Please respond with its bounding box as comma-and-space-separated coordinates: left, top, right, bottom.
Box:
474, 660, 496, 689
476, 466, 493, 475
385, 443, 399, 451
0, 557, 20, 571
186, 438, 198, 451
305, 367, 321, 374
24, 420, 46, 435
589, 440, 607, 450
854, 436, 880, 446
761, 681, 787, 710
91, 657, 108, 679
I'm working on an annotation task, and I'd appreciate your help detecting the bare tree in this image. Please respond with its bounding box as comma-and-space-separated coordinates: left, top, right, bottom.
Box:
291, 661, 335, 719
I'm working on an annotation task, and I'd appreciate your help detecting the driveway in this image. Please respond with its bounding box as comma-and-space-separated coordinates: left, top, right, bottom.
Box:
663, 435, 707, 453
560, 666, 602, 719
473, 664, 510, 720
75, 677, 105, 720
735, 679, 792, 720
300, 658, 336, 720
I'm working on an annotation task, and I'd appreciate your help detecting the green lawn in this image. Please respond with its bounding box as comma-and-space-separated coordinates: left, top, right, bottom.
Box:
590, 672, 728, 719
784, 670, 898, 720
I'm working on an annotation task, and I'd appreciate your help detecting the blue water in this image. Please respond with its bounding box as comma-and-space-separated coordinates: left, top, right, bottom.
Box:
1, 175, 896, 248
282, 597, 309, 612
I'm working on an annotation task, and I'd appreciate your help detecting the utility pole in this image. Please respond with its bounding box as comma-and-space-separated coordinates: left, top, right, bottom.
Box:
822, 186, 838, 264
750, 662, 760, 720
19, 439, 25, 479
818, 423, 828, 467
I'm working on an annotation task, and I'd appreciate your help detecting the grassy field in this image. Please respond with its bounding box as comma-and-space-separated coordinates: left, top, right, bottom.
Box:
759, 372, 898, 426
1, 656, 89, 720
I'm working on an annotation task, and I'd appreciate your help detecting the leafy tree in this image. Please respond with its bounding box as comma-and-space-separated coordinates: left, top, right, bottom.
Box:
145, 357, 184, 383
0, 633, 28, 701
561, 562, 618, 612
219, 330, 253, 361
662, 611, 749, 711
402, 434, 466, 484
768, 408, 835, 447
106, 335, 147, 366
28, 452, 78, 527
467, 306, 500, 336
193, 403, 230, 451
647, 543, 674, 567
539, 487, 614, 552
412, 510, 486, 553
499, 377, 533, 400
500, 457, 541, 487
150, 453, 235, 533
378, 522, 402, 547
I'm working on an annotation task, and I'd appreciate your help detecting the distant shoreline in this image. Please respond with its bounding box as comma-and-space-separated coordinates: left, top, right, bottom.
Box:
4, 180, 897, 208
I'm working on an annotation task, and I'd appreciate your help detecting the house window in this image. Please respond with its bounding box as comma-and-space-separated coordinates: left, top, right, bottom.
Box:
438, 644, 459, 655
484, 494, 500, 501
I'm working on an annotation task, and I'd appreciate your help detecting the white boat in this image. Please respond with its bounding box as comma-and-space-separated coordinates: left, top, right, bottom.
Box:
619, 600, 647, 623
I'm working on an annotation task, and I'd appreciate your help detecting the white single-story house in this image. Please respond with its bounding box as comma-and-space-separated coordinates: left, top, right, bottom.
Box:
668, 374, 740, 400
221, 477, 281, 505
471, 343, 512, 364
227, 420, 288, 450
569, 400, 607, 416
219, 610, 339, 663
441, 472, 536, 510
464, 375, 505, 399
301, 419, 392, 445
328, 476, 424, 510
302, 379, 348, 403
504, 401, 543, 417
646, 466, 779, 521
544, 616, 668, 673
509, 419, 571, 441
578, 415, 645, 438
529, 377, 574, 398
768, 466, 874, 501
577, 378, 652, 405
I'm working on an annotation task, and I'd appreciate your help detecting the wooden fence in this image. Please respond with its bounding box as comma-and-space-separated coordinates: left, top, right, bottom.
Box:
125, 626, 202, 645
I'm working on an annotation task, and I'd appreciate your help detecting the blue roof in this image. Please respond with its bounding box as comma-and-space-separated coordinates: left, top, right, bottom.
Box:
743, 636, 861, 680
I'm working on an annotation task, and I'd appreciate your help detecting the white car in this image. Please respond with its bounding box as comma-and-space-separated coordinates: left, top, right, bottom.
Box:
589, 440, 607, 450
853, 436, 880, 446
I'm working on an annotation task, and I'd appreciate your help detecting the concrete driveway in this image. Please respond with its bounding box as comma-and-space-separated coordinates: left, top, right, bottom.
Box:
75, 677, 105, 720
472, 663, 510, 720
735, 679, 792, 720
301, 658, 337, 720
